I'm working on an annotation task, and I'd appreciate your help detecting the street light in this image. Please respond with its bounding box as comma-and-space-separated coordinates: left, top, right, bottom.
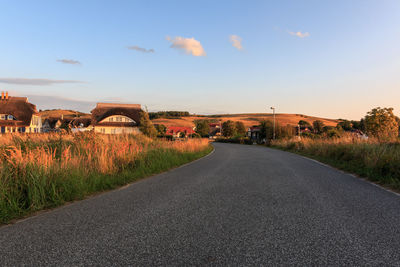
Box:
270, 107, 276, 140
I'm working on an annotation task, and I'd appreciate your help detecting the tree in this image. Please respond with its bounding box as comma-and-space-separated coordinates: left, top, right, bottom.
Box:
139, 111, 158, 138
364, 107, 399, 140
312, 120, 325, 134
154, 124, 166, 136
298, 120, 311, 128
195, 120, 210, 137
337, 120, 352, 131
222, 120, 236, 137
235, 121, 246, 136
259, 120, 273, 140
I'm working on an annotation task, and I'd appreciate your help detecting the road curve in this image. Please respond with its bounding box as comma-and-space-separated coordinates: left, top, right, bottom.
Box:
1, 143, 400, 266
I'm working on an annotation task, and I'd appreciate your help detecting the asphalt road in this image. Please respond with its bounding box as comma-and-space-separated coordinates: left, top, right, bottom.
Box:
1, 143, 400, 266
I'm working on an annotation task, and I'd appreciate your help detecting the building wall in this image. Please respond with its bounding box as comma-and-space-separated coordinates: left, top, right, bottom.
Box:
26, 115, 42, 133
94, 126, 140, 134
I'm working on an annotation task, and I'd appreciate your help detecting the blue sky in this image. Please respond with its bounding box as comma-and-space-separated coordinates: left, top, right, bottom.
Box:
1, 0, 399, 119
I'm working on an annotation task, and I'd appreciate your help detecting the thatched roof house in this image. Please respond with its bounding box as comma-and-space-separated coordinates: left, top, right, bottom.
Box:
0, 92, 42, 133
90, 103, 142, 134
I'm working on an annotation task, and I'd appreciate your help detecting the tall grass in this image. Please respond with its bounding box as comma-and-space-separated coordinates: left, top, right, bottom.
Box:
271, 135, 400, 190
0, 133, 211, 224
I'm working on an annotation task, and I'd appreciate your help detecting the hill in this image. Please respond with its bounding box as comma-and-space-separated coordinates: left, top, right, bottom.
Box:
152, 113, 339, 128
39, 109, 90, 120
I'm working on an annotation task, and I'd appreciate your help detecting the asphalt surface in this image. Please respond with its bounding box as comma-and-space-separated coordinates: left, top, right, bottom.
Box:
1, 143, 400, 266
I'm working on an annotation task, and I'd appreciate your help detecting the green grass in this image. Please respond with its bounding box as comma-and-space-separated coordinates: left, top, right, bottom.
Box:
0, 145, 212, 224
271, 139, 400, 191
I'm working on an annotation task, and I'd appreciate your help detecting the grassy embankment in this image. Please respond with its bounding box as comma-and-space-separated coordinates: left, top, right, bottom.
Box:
0, 133, 211, 224
271, 135, 400, 191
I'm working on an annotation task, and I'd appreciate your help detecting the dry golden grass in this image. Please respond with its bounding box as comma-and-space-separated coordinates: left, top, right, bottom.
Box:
271, 134, 400, 190
0, 132, 211, 223
152, 113, 338, 128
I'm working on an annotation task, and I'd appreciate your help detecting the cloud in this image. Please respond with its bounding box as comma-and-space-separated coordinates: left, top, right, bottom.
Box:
288, 31, 310, 38
229, 35, 243, 50
166, 36, 206, 56
127, 46, 155, 53
57, 59, 81, 65
0, 78, 84, 86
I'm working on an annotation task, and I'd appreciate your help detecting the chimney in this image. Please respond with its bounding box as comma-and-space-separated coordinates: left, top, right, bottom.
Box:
5, 92, 8, 100
1, 92, 4, 100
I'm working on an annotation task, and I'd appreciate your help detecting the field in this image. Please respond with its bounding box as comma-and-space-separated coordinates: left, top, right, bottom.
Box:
0, 133, 211, 224
152, 113, 339, 128
39, 109, 90, 120
271, 136, 400, 191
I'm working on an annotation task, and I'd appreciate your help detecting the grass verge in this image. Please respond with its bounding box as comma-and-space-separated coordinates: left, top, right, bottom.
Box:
271, 138, 400, 192
0, 133, 212, 224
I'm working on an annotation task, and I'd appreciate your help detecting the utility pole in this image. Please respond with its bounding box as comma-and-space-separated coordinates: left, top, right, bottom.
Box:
270, 107, 276, 140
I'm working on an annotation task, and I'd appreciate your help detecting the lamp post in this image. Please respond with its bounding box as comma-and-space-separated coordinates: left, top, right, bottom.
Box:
270, 107, 276, 140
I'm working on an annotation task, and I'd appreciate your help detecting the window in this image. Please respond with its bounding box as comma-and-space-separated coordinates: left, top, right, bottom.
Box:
111, 128, 116, 134
109, 117, 114, 122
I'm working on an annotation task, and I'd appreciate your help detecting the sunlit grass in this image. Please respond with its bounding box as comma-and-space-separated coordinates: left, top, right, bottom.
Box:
0, 133, 211, 224
271, 134, 400, 190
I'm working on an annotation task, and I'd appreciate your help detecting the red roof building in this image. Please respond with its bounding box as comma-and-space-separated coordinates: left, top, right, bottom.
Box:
166, 126, 195, 137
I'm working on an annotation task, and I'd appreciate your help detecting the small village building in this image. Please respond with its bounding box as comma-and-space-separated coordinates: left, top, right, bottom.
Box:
91, 103, 141, 134
42, 117, 63, 132
209, 123, 222, 137
0, 92, 42, 133
70, 117, 93, 133
247, 126, 260, 141
166, 126, 195, 138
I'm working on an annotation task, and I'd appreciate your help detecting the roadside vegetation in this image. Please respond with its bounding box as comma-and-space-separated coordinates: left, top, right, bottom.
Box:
0, 133, 211, 224
271, 107, 400, 191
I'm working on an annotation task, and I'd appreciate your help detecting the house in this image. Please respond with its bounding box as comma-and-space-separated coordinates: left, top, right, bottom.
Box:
0, 92, 42, 133
209, 123, 222, 137
247, 126, 261, 141
166, 126, 195, 138
70, 117, 93, 133
42, 117, 63, 132
91, 103, 141, 134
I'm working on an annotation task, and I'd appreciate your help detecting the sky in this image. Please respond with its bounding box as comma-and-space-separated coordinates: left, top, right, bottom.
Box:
0, 0, 400, 119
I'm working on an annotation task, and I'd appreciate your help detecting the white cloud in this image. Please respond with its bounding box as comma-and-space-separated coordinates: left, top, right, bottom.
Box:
0, 78, 84, 86
166, 36, 206, 56
127, 46, 155, 53
229, 35, 243, 50
57, 59, 81, 65
288, 31, 310, 38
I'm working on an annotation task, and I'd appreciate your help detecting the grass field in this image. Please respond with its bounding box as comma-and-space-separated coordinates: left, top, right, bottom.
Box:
271, 135, 400, 191
0, 133, 211, 224
152, 113, 338, 128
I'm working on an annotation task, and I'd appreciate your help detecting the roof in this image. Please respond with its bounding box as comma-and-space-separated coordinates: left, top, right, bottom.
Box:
248, 126, 260, 131
91, 103, 142, 126
43, 117, 62, 128
70, 117, 92, 128
0, 96, 38, 127
166, 126, 195, 135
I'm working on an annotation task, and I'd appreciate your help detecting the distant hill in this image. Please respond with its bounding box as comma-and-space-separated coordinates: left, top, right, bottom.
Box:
152, 113, 339, 128
39, 109, 90, 120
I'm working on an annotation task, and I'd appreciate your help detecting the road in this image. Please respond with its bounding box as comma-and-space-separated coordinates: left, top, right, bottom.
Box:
1, 143, 400, 266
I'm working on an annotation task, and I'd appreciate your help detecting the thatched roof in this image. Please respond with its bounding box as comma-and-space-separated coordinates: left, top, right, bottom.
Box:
70, 117, 92, 128
43, 117, 62, 128
0, 97, 38, 127
91, 103, 142, 126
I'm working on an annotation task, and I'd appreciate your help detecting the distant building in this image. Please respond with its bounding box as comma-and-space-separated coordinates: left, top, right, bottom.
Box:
166, 126, 195, 138
209, 123, 222, 137
91, 103, 141, 134
247, 126, 260, 141
0, 92, 42, 133
42, 117, 63, 132
70, 117, 93, 133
